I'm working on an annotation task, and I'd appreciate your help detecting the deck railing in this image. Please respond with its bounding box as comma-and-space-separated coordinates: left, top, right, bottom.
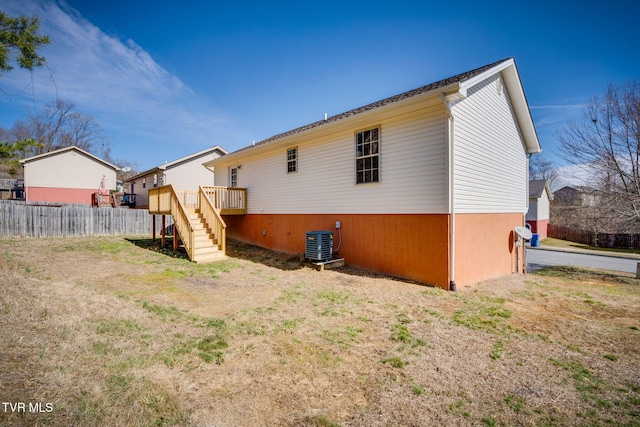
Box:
147, 185, 245, 261
198, 186, 226, 251
150, 186, 246, 216
171, 188, 195, 259
202, 186, 247, 215
148, 185, 195, 258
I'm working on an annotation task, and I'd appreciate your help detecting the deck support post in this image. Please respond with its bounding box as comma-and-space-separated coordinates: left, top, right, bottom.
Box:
161, 215, 166, 247
173, 222, 178, 251
152, 215, 156, 241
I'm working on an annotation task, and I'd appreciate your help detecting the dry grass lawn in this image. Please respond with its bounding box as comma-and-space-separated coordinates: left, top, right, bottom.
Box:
1, 236, 639, 426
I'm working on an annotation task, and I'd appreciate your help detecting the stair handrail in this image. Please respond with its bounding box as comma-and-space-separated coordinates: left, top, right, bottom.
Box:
168, 184, 195, 260
198, 186, 227, 252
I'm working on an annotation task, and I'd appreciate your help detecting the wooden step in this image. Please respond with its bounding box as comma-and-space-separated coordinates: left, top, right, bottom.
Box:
194, 239, 219, 249
175, 205, 225, 263
192, 247, 227, 263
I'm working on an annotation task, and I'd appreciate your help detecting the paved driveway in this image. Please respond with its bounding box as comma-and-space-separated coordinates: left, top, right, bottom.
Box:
526, 247, 640, 274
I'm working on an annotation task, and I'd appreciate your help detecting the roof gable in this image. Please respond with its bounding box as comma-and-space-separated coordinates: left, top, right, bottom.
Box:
160, 145, 227, 170
19, 146, 120, 171
126, 146, 227, 182
529, 180, 553, 200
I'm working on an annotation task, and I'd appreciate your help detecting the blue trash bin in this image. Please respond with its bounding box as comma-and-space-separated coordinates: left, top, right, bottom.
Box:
530, 233, 540, 247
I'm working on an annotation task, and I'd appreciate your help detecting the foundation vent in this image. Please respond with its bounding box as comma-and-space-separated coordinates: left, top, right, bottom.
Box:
305, 231, 333, 261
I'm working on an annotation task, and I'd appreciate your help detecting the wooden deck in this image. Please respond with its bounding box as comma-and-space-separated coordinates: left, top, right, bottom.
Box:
149, 186, 247, 216
147, 185, 246, 263
0, 179, 24, 200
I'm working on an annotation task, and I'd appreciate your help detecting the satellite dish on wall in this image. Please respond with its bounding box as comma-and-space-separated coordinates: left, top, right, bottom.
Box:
515, 226, 533, 240
121, 167, 132, 173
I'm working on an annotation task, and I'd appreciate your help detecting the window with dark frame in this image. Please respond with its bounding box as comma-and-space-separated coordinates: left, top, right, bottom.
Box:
355, 127, 380, 184
287, 147, 297, 173
142, 178, 146, 189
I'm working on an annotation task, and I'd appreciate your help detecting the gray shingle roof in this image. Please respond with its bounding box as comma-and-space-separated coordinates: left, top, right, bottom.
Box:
239, 58, 513, 151
529, 179, 549, 199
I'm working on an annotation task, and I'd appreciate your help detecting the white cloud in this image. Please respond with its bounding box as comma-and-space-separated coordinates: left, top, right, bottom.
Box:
530, 104, 585, 126
1, 0, 246, 167
553, 163, 595, 190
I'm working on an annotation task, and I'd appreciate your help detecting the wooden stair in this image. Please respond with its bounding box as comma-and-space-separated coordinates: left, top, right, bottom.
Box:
186, 209, 227, 263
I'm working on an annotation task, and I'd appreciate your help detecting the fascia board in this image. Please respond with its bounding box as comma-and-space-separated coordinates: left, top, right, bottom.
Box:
459, 59, 541, 154
207, 83, 460, 167
19, 146, 120, 170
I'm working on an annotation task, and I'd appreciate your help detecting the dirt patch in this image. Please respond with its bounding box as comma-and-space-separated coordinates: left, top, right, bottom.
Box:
1, 237, 639, 426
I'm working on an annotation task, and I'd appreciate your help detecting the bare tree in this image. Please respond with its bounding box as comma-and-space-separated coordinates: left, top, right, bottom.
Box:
558, 81, 640, 230
0, 99, 116, 177
7, 99, 110, 156
529, 153, 559, 190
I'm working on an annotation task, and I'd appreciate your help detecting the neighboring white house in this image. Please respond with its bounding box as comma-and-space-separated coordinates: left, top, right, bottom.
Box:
204, 58, 541, 290
125, 146, 227, 208
526, 179, 553, 238
19, 146, 119, 204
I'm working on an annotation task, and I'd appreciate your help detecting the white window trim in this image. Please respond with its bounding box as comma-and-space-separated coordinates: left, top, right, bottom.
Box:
354, 125, 381, 184
287, 147, 298, 174
230, 166, 238, 188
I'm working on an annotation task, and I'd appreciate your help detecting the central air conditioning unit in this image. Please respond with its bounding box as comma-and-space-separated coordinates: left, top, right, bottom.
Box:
305, 231, 333, 261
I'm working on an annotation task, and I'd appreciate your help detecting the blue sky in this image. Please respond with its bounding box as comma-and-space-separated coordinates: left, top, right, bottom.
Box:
1, 0, 639, 181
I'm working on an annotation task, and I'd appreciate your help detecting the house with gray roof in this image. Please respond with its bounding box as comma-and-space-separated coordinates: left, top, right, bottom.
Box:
200, 58, 542, 289
526, 179, 553, 238
152, 58, 540, 289
126, 146, 227, 209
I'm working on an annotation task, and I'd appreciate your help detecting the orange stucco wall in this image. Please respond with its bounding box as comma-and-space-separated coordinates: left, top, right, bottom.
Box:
225, 212, 525, 290
26, 187, 95, 204
223, 214, 451, 289
453, 213, 525, 288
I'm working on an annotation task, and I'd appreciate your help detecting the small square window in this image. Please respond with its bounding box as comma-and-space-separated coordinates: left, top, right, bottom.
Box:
287, 147, 297, 173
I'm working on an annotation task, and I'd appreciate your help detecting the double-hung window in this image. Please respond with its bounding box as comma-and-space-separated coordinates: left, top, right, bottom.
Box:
287, 147, 297, 173
355, 127, 380, 184
230, 167, 238, 188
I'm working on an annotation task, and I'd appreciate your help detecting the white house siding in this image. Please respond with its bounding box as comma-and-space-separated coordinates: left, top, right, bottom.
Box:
526, 193, 550, 221
129, 150, 222, 207
25, 150, 116, 190
164, 156, 217, 190
128, 173, 158, 208
215, 99, 448, 214
452, 74, 528, 213
537, 193, 550, 220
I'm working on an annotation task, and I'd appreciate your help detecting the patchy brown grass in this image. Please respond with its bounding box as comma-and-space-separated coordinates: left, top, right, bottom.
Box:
1, 236, 639, 426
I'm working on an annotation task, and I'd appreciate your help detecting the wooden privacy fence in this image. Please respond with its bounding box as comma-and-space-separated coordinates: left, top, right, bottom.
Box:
548, 224, 640, 249
0, 200, 173, 238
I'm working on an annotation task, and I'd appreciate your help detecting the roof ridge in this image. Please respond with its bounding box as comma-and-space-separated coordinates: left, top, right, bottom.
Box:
241, 58, 513, 151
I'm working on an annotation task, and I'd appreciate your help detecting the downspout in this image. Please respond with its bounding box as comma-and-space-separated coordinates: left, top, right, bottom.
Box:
441, 93, 456, 292
522, 153, 532, 273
